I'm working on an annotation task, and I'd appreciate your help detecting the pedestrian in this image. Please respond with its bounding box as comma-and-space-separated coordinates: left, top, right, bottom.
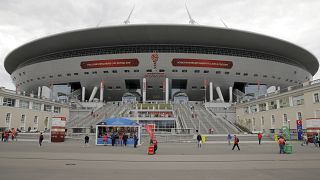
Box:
119, 132, 123, 146
278, 136, 286, 154
111, 132, 116, 146
3, 131, 8, 142
103, 133, 108, 146
227, 133, 232, 145
1, 131, 4, 142
133, 133, 138, 148
232, 135, 240, 150
39, 132, 44, 146
153, 139, 158, 154
312, 134, 318, 147
123, 133, 128, 146
197, 132, 202, 148
301, 133, 308, 146
84, 134, 89, 146
258, 132, 263, 145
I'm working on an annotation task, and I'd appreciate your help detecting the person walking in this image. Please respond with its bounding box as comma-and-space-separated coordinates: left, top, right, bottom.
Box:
123, 133, 128, 146
197, 132, 202, 148
232, 135, 240, 150
111, 132, 116, 146
312, 134, 318, 147
227, 133, 232, 145
258, 133, 263, 145
133, 133, 138, 148
103, 134, 108, 146
1, 131, 4, 142
278, 136, 286, 154
39, 132, 44, 146
84, 134, 89, 146
301, 133, 308, 146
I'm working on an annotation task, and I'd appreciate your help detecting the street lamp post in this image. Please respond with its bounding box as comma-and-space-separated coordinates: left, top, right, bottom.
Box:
288, 119, 291, 141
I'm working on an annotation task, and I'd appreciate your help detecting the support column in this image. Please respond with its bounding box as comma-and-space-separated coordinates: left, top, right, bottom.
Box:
142, 78, 146, 103
0, 96, 3, 106
165, 78, 169, 104
82, 87, 86, 102
229, 86, 233, 103
100, 81, 104, 102
209, 82, 213, 102
89, 86, 98, 102
216, 86, 224, 102
37, 87, 41, 98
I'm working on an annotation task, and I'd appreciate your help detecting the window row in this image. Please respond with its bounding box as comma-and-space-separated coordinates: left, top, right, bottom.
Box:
1, 98, 61, 113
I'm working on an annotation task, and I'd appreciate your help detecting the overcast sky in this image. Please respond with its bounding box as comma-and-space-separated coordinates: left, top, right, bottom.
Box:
1, 0, 320, 90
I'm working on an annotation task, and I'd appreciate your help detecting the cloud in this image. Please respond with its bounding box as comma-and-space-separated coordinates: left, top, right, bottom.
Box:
1, 0, 320, 90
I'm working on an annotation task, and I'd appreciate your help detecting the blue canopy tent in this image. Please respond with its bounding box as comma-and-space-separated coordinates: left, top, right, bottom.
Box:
95, 117, 141, 146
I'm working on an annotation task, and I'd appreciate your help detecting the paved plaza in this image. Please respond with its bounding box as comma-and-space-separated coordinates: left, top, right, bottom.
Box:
0, 139, 320, 180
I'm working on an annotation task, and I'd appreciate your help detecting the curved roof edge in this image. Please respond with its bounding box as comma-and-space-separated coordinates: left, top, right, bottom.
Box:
4, 24, 319, 75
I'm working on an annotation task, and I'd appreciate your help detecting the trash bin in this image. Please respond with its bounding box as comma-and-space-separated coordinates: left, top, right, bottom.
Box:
284, 144, 293, 154
148, 145, 155, 155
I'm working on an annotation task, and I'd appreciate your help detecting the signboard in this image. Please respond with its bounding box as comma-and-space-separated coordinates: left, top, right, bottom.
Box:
172, 58, 233, 69
296, 120, 303, 140
80, 59, 139, 69
51, 117, 66, 142
306, 119, 320, 128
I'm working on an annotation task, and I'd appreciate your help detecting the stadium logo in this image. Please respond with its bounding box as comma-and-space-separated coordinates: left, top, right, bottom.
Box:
151, 51, 159, 69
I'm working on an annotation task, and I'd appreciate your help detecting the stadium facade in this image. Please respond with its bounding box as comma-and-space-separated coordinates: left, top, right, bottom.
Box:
4, 25, 319, 103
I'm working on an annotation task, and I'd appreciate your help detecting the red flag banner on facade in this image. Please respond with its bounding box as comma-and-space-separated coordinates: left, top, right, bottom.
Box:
144, 124, 155, 140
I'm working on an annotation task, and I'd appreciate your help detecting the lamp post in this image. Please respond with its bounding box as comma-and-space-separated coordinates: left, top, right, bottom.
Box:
288, 119, 291, 141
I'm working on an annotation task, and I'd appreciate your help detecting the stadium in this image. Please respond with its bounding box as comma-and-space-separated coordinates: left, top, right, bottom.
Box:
2, 24, 319, 135
4, 24, 318, 103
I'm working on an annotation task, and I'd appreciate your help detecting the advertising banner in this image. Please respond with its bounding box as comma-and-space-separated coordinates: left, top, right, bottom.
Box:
172, 58, 233, 69
296, 120, 303, 140
80, 59, 139, 69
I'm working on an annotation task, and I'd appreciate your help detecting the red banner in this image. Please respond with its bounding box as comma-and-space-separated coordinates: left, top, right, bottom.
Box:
172, 58, 233, 69
145, 124, 155, 141
80, 59, 139, 69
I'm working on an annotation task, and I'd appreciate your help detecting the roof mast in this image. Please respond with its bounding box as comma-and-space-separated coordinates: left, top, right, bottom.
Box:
124, 4, 135, 24
185, 1, 197, 25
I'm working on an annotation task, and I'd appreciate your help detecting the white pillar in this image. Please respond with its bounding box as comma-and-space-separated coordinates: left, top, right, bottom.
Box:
0, 96, 3, 106
209, 82, 213, 102
142, 78, 146, 103
100, 81, 104, 102
89, 86, 98, 102
37, 87, 41, 98
216, 86, 224, 102
229, 86, 233, 103
15, 99, 20, 108
82, 87, 86, 102
165, 78, 169, 104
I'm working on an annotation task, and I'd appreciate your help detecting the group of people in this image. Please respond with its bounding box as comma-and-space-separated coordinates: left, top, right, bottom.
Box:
103, 132, 130, 147
1, 130, 17, 142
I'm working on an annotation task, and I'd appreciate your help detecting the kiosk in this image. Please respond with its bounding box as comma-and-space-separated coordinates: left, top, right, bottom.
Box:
96, 117, 141, 146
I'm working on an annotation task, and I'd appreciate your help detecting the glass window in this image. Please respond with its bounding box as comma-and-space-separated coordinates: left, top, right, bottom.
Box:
224, 72, 230, 75
236, 72, 241, 75
21, 115, 25, 124
244, 73, 248, 76
159, 69, 165, 72
44, 105, 52, 112
182, 70, 187, 73
146, 69, 152, 72
283, 114, 288, 125
250, 105, 257, 113
216, 71, 221, 74
297, 112, 302, 120
5, 113, 11, 126
194, 70, 200, 73
54, 107, 61, 113
92, 71, 97, 74
103, 71, 109, 74
314, 93, 319, 103
134, 70, 139, 72
84, 72, 89, 75
271, 115, 275, 126
19, 100, 29, 109
74, 73, 78, 75
292, 95, 304, 106
124, 70, 130, 73
3, 98, 15, 107
279, 97, 289, 108
32, 103, 41, 111
268, 101, 277, 110
204, 70, 209, 73
112, 70, 117, 73
34, 116, 38, 124
172, 69, 178, 72
67, 73, 71, 76
258, 103, 266, 111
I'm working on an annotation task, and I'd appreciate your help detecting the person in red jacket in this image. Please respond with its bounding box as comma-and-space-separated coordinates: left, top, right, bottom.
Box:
232, 135, 240, 150
258, 133, 263, 145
